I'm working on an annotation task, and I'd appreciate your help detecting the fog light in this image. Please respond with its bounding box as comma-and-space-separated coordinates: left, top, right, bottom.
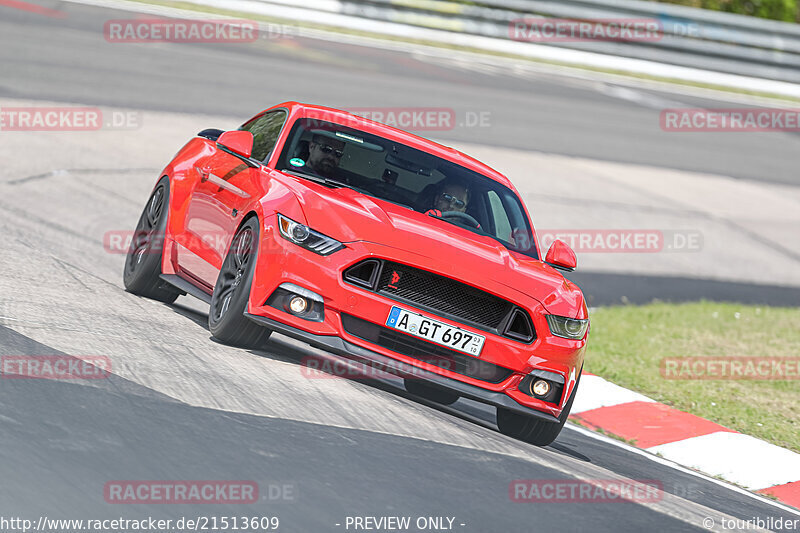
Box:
532, 379, 550, 397
289, 296, 309, 314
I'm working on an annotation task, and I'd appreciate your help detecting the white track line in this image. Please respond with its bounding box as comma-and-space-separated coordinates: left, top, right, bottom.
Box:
565, 423, 800, 517
649, 432, 800, 490
571, 374, 655, 413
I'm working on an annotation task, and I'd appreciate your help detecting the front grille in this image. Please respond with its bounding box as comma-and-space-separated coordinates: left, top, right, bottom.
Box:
377, 261, 511, 329
343, 259, 536, 342
341, 314, 513, 384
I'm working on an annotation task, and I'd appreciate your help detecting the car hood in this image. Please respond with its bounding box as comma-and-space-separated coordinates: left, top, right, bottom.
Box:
285, 181, 586, 318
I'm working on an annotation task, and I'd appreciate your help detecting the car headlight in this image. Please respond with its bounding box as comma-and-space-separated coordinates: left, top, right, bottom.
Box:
546, 315, 589, 340
277, 214, 344, 255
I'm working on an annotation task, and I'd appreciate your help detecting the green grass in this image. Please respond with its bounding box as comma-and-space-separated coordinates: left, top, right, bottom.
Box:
585, 302, 800, 453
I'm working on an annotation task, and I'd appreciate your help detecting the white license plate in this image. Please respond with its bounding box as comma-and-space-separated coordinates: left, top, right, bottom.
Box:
385, 306, 485, 356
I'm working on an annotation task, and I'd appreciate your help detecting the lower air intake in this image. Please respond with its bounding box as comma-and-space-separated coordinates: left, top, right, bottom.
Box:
341, 314, 513, 384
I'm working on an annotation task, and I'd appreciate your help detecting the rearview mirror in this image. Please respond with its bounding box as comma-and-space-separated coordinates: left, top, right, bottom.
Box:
218, 130, 254, 159
545, 239, 577, 272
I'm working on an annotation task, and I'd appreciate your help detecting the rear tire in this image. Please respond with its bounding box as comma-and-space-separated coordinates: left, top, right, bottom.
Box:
123, 177, 180, 304
496, 369, 582, 447
208, 217, 272, 348
405, 379, 459, 405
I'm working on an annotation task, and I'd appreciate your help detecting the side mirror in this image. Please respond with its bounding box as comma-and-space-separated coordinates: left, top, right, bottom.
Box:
218, 130, 254, 159
545, 239, 577, 272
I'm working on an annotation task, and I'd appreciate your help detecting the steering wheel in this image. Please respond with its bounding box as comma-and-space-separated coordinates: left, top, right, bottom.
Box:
439, 210, 480, 228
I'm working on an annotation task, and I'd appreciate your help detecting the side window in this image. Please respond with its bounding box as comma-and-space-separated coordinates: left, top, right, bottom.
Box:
488, 191, 512, 241
240, 110, 287, 163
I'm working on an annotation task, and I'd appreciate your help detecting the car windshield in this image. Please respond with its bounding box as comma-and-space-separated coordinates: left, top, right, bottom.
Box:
276, 118, 539, 259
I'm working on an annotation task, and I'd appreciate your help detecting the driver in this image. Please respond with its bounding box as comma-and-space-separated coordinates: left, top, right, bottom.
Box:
306, 134, 346, 179
424, 179, 480, 229
427, 180, 470, 215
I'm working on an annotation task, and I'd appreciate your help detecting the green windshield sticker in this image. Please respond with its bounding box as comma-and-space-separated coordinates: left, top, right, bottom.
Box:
289, 158, 305, 167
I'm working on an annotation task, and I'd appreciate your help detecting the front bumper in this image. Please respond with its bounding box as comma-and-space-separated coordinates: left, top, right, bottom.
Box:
248, 214, 585, 419
244, 312, 560, 423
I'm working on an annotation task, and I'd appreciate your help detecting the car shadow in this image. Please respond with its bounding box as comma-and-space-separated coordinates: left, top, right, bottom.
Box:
168, 301, 209, 329
163, 300, 592, 463
548, 441, 592, 462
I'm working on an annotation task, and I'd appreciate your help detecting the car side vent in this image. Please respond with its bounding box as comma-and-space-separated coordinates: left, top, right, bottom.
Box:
504, 308, 535, 343
343, 260, 381, 290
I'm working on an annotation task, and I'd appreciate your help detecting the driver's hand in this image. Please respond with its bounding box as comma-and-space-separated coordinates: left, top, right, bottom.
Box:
426, 209, 481, 229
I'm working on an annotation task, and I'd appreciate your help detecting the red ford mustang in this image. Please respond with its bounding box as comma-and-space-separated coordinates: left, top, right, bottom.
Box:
124, 102, 589, 446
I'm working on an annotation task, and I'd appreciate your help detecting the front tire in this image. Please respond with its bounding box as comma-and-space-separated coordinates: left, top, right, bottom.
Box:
208, 217, 271, 348
123, 177, 180, 304
496, 370, 582, 447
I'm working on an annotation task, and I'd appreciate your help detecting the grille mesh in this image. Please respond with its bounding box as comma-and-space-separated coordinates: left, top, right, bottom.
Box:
376, 261, 511, 329
341, 314, 513, 384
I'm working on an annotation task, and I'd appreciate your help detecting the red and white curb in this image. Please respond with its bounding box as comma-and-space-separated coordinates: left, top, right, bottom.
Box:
569, 373, 800, 509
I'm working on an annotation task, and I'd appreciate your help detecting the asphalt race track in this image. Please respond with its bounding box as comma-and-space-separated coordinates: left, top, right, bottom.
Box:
1, 2, 799, 532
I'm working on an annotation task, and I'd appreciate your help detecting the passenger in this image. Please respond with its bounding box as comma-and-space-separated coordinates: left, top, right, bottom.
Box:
306, 134, 346, 178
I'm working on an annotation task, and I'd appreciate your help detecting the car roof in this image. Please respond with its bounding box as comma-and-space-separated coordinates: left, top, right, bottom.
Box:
264, 102, 515, 189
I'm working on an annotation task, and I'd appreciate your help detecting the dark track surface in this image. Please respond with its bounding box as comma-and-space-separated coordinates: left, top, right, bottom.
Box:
2, 323, 795, 531
571, 272, 800, 306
